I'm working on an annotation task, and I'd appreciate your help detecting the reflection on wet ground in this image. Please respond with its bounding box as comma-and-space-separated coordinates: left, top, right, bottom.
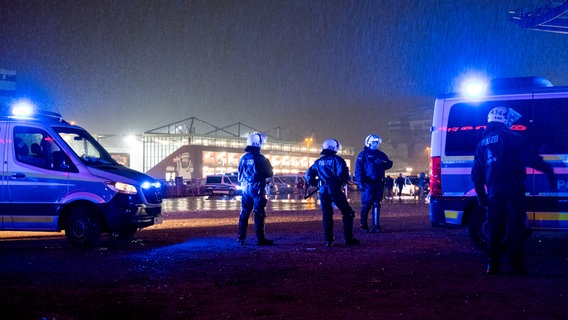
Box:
162, 193, 425, 212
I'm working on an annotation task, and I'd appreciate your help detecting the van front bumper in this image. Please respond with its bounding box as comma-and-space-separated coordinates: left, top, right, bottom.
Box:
100, 193, 162, 231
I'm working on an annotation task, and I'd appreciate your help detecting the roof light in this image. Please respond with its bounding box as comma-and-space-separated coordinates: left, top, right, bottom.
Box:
462, 80, 487, 99
11, 99, 35, 117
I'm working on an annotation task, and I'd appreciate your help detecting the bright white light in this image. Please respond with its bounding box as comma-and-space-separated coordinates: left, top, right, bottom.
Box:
461, 78, 488, 99
11, 99, 35, 117
124, 135, 138, 144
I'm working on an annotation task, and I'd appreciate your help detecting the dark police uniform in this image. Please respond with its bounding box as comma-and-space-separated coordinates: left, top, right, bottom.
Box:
472, 121, 554, 274
355, 147, 393, 232
306, 149, 359, 246
237, 145, 274, 245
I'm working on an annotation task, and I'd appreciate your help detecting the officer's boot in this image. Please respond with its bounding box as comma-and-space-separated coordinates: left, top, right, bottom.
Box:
254, 212, 273, 246
371, 204, 382, 233
486, 244, 500, 275
510, 247, 527, 275
360, 206, 370, 232
343, 211, 360, 246
237, 215, 248, 245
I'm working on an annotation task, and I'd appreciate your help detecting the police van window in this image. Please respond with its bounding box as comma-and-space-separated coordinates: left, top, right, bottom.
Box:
54, 127, 117, 165
445, 101, 533, 156
206, 176, 222, 184
13, 126, 77, 172
532, 98, 568, 154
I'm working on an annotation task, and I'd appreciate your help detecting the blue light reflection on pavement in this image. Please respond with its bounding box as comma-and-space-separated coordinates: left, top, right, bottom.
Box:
162, 193, 424, 212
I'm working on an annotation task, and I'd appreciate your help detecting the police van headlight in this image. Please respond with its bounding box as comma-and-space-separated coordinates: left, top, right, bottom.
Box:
107, 181, 138, 195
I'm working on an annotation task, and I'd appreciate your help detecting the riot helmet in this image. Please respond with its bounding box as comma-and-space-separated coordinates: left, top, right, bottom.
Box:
246, 132, 267, 148
365, 134, 382, 149
487, 106, 521, 127
322, 138, 340, 153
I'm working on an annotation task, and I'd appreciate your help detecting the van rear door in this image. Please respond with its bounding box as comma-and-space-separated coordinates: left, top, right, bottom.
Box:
527, 94, 568, 229
0, 122, 6, 229
5, 124, 71, 230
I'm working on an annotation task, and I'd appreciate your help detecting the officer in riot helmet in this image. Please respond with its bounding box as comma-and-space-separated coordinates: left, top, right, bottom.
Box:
355, 134, 393, 233
237, 132, 274, 246
306, 138, 360, 247
472, 106, 556, 275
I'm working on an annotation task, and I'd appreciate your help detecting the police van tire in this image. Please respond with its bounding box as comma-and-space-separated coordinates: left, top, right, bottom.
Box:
65, 207, 101, 248
467, 206, 509, 253
229, 189, 236, 196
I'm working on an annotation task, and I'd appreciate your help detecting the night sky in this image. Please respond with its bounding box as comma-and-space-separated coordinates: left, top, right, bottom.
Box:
2, 0, 568, 148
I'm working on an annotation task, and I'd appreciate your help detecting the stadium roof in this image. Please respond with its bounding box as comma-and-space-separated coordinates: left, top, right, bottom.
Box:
509, 0, 568, 34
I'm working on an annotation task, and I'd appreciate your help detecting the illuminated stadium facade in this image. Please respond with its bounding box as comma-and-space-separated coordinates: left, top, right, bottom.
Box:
141, 117, 354, 182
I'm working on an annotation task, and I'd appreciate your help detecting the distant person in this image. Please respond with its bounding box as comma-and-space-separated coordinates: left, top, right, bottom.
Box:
355, 134, 393, 233
384, 175, 394, 202
297, 178, 306, 199
418, 172, 426, 203
395, 173, 405, 200
237, 133, 275, 246
472, 107, 555, 275
306, 139, 360, 247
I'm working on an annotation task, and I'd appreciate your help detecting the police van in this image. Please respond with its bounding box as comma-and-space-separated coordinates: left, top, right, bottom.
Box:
429, 77, 568, 251
0, 103, 163, 247
204, 173, 241, 196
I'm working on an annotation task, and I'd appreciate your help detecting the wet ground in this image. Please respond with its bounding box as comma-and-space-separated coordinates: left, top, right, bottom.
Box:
3, 193, 565, 320
162, 192, 423, 212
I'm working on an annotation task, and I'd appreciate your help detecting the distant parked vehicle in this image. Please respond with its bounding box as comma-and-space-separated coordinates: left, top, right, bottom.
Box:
272, 175, 302, 194
400, 177, 420, 196
204, 173, 241, 196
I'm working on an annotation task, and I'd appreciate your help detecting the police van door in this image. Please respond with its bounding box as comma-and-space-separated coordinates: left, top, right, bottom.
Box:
5, 124, 71, 230
527, 96, 568, 229
0, 122, 6, 229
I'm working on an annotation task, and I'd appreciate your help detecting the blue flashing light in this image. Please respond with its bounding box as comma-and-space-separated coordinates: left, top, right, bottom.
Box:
462, 80, 487, 99
11, 99, 35, 117
141, 181, 162, 189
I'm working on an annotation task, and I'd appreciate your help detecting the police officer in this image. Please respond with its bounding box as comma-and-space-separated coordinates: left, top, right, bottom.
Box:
237, 132, 274, 246
355, 134, 393, 233
395, 173, 405, 199
306, 139, 360, 247
472, 106, 555, 275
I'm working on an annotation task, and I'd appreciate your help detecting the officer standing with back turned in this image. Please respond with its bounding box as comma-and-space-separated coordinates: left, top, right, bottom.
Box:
472, 106, 555, 275
306, 138, 360, 247
237, 132, 274, 246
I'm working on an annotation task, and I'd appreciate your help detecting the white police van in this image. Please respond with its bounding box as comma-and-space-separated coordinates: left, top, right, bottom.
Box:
429, 77, 568, 251
0, 103, 163, 247
204, 173, 241, 196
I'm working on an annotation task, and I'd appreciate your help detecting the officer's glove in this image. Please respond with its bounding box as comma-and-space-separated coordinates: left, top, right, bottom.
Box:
548, 173, 558, 190
477, 194, 489, 208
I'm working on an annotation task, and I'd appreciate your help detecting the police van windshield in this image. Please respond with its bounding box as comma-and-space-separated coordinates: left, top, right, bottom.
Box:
54, 127, 118, 166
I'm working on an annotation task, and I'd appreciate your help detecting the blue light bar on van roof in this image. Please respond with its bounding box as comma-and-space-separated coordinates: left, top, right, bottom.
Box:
11, 99, 35, 117
462, 80, 487, 99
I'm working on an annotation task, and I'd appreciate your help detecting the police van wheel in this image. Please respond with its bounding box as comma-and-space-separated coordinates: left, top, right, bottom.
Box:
467, 206, 509, 253
65, 207, 101, 248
